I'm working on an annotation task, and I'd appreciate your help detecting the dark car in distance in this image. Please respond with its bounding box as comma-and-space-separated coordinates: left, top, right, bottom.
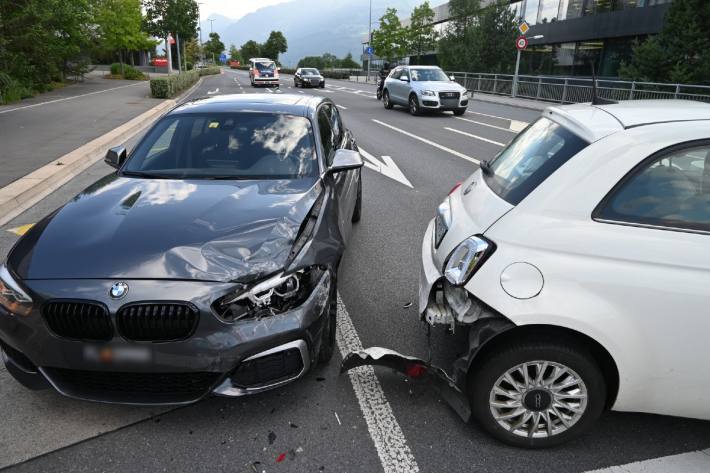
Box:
294, 68, 325, 88
0, 94, 363, 404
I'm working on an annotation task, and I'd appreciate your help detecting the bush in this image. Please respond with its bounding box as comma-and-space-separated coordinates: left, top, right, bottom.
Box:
198, 66, 221, 76
110, 63, 122, 75
150, 70, 199, 98
1, 78, 33, 104
109, 63, 146, 80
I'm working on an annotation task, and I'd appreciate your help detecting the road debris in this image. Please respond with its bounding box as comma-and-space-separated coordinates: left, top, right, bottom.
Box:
268, 431, 276, 445
334, 412, 342, 425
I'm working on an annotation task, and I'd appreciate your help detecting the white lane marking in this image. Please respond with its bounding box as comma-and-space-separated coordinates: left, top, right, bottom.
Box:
510, 120, 528, 132
336, 104, 347, 110
372, 119, 480, 165
359, 147, 412, 188
265, 87, 274, 93
336, 295, 420, 473
583, 449, 710, 473
207, 88, 219, 95
466, 111, 529, 132
454, 116, 516, 133
0, 82, 144, 115
298, 90, 305, 94
444, 127, 505, 147
467, 110, 521, 121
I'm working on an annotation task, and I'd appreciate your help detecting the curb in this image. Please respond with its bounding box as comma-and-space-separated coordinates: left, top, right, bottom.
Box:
0, 98, 176, 227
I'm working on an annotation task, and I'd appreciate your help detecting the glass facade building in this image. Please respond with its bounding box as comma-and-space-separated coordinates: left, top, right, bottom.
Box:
512, 0, 673, 76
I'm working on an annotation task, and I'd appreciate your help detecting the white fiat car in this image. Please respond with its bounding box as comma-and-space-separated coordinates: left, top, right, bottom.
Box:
420, 100, 710, 447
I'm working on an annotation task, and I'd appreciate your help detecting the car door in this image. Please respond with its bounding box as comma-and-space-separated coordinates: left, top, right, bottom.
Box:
395, 68, 411, 104
588, 141, 710, 419
387, 67, 403, 103
316, 104, 356, 243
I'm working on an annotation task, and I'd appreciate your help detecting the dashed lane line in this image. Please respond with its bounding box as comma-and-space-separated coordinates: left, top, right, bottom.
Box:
444, 127, 505, 147
336, 295, 420, 473
372, 119, 480, 165
336, 104, 347, 110
454, 116, 517, 133
0, 82, 144, 115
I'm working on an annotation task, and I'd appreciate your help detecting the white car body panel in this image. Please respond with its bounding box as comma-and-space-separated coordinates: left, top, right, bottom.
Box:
421, 100, 710, 421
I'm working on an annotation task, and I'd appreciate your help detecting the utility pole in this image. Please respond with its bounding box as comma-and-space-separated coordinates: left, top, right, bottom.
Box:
512, 34, 543, 98
176, 32, 182, 72
198, 2, 205, 65
367, 0, 372, 83
208, 18, 216, 64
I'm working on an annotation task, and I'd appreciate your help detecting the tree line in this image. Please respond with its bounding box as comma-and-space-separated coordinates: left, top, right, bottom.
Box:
231, 31, 289, 65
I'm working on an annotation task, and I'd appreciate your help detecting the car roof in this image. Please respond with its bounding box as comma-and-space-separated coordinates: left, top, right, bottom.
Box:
169, 94, 326, 118
404, 65, 441, 69
544, 100, 710, 143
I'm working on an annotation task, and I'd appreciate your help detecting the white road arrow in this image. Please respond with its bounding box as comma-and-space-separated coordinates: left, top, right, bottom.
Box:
359, 148, 412, 188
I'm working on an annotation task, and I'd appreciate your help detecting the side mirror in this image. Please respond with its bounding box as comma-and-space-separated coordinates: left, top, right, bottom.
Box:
450, 75, 456, 81
105, 146, 127, 169
328, 149, 364, 174
400, 76, 409, 82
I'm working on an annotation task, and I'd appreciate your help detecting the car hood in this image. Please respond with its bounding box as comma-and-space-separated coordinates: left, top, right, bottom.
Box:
412, 81, 465, 93
9, 174, 322, 282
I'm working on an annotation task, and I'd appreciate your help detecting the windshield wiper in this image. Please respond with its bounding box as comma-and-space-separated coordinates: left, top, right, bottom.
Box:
203, 175, 255, 180
480, 160, 493, 177
121, 170, 178, 179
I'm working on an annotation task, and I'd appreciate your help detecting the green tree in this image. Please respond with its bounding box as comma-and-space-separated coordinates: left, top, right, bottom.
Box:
339, 52, 360, 69
228, 44, 242, 63
143, 0, 198, 70
370, 8, 408, 62
297, 56, 325, 69
438, 0, 481, 71
95, 0, 153, 75
185, 37, 201, 66
619, 0, 710, 83
261, 31, 288, 62
408, 1, 438, 64
240, 40, 262, 61
203, 32, 225, 63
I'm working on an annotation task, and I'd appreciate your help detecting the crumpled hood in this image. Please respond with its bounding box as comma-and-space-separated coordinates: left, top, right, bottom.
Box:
9, 175, 322, 282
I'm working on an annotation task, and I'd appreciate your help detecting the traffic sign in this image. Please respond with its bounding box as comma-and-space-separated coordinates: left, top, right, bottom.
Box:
219, 53, 227, 62
168, 35, 175, 45
366, 46, 374, 56
516, 35, 528, 51
518, 21, 530, 35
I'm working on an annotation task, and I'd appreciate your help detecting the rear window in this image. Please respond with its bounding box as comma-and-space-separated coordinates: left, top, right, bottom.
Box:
123, 113, 317, 179
483, 117, 589, 205
255, 62, 275, 72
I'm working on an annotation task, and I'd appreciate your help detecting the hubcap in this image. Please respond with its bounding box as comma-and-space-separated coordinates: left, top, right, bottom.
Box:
489, 360, 588, 438
410, 98, 416, 112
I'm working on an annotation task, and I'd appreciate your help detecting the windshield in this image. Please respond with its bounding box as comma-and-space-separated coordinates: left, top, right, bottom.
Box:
255, 62, 275, 72
302, 68, 319, 75
410, 68, 449, 82
123, 113, 318, 179
483, 117, 589, 205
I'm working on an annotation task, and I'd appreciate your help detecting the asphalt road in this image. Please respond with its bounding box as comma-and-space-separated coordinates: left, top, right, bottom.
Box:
1, 70, 709, 473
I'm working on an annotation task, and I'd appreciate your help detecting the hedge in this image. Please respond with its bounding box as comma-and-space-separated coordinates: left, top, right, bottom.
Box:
198, 66, 221, 76
150, 70, 198, 98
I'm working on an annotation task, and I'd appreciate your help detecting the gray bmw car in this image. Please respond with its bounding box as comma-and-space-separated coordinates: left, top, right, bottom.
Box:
0, 94, 363, 404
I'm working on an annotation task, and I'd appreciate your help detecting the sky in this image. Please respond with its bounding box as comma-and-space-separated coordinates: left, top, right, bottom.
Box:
197, 0, 293, 21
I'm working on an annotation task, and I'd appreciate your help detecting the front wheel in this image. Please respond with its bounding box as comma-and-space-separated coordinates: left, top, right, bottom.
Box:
468, 340, 606, 448
453, 108, 466, 116
383, 90, 393, 109
320, 82, 325, 89
409, 94, 421, 116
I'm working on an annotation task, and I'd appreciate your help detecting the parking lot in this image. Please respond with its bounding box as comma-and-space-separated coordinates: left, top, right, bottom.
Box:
1, 70, 710, 473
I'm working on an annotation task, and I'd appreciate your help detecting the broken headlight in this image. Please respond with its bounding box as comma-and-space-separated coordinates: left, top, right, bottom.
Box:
0, 264, 33, 317
434, 197, 452, 248
443, 236, 495, 286
214, 266, 325, 322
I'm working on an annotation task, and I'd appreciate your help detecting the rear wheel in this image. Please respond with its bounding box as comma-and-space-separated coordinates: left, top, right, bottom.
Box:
317, 274, 338, 364
409, 94, 421, 116
383, 90, 393, 109
468, 340, 606, 448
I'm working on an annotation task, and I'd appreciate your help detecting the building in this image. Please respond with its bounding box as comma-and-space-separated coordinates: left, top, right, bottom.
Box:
399, 0, 673, 77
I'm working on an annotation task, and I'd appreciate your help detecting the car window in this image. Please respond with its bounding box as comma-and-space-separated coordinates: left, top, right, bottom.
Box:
255, 62, 275, 72
389, 68, 401, 80
123, 113, 317, 179
484, 117, 589, 205
400, 69, 409, 80
317, 106, 335, 166
596, 144, 710, 232
411, 68, 449, 82
329, 105, 343, 147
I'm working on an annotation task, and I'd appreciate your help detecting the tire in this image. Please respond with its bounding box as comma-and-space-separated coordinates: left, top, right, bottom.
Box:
453, 108, 466, 116
317, 273, 337, 364
376, 88, 382, 101
320, 83, 325, 88
409, 94, 421, 116
351, 171, 362, 223
468, 340, 606, 448
383, 90, 393, 109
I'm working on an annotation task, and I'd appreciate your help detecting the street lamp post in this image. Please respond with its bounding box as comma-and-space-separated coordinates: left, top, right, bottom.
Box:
207, 18, 216, 64
367, 0, 372, 83
198, 2, 205, 65
513, 34, 544, 98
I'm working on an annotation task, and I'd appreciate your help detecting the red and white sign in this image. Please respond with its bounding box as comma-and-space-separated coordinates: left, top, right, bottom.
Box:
516, 35, 528, 51
168, 35, 176, 45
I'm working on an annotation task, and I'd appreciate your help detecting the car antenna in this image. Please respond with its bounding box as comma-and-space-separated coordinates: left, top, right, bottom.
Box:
590, 60, 617, 105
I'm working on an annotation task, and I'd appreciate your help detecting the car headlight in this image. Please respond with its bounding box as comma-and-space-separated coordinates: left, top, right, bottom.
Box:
0, 265, 33, 317
214, 266, 327, 321
421, 90, 436, 97
443, 236, 495, 286
434, 197, 452, 248
461, 90, 469, 98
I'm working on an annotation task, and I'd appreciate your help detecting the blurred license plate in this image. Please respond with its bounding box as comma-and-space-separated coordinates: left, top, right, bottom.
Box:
83, 345, 151, 364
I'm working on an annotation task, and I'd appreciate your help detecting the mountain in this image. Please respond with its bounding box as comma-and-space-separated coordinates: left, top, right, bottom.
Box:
199, 14, 236, 42
213, 0, 441, 67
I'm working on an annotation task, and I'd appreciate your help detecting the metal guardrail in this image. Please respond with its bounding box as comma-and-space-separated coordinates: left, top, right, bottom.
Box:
448, 72, 710, 104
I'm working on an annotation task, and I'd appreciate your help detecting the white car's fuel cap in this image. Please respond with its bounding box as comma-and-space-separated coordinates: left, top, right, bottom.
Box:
500, 262, 544, 299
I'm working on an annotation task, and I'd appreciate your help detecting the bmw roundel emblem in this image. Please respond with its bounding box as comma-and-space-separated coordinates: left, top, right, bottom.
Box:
109, 282, 129, 299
